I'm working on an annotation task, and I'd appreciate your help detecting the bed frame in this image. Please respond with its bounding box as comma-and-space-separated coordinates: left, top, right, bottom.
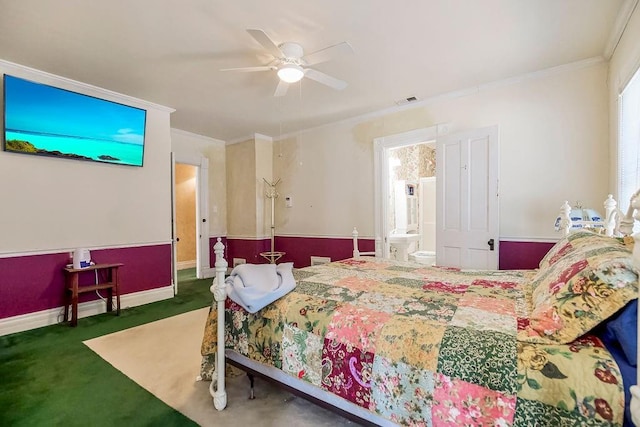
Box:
208, 190, 640, 425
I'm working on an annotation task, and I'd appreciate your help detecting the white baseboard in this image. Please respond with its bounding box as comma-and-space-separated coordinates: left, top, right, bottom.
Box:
177, 260, 196, 270
0, 285, 175, 337
201, 267, 215, 279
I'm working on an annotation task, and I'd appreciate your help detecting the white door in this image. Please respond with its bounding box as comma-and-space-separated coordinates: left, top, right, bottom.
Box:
170, 153, 178, 294
436, 126, 499, 269
197, 158, 210, 277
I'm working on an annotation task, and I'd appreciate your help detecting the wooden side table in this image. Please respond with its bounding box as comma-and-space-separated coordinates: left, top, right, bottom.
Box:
63, 263, 123, 327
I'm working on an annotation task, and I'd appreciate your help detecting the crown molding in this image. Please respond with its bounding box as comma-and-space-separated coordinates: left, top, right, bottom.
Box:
0, 59, 175, 113
271, 56, 606, 142
603, 0, 639, 60
171, 127, 225, 145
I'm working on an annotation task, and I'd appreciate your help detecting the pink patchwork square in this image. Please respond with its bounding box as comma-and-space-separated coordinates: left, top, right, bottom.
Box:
432, 373, 516, 426
325, 304, 391, 353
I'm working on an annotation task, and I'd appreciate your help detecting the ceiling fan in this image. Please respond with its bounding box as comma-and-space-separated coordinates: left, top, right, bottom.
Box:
221, 29, 353, 97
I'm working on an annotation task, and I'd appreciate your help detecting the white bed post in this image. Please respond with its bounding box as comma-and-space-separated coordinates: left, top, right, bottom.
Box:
603, 194, 617, 237
559, 201, 572, 236
352, 227, 361, 259
210, 238, 228, 410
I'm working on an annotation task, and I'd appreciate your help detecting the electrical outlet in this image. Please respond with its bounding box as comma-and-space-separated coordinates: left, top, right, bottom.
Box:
233, 258, 246, 267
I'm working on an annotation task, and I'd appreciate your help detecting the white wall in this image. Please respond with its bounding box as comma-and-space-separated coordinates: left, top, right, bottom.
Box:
170, 128, 227, 238
273, 60, 609, 241
0, 61, 174, 255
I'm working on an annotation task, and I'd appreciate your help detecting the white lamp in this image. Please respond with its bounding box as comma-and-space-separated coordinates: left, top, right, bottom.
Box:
277, 64, 304, 83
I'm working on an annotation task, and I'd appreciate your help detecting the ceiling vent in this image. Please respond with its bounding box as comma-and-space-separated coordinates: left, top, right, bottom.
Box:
395, 96, 420, 106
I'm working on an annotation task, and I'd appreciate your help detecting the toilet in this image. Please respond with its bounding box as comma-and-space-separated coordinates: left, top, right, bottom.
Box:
410, 250, 436, 266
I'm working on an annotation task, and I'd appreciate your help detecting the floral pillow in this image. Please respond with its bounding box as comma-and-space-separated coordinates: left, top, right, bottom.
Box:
519, 232, 638, 344
538, 233, 576, 271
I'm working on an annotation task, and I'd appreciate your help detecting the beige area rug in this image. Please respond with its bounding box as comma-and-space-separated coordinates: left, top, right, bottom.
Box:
84, 308, 355, 426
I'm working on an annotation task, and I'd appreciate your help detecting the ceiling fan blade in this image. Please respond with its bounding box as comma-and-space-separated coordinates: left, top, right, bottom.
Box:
246, 29, 283, 58
274, 80, 289, 97
304, 68, 348, 90
303, 42, 354, 66
219, 66, 274, 72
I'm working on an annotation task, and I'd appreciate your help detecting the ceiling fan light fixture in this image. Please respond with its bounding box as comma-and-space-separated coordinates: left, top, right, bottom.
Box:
277, 64, 304, 83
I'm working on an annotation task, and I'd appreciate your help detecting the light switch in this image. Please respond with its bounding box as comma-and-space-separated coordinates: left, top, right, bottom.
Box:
285, 195, 293, 208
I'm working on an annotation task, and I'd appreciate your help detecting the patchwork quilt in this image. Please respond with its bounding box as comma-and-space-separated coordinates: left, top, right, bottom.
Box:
200, 257, 625, 426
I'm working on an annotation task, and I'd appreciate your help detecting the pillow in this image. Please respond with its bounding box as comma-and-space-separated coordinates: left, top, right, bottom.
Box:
606, 300, 638, 367
519, 232, 638, 344
538, 233, 575, 270
537, 229, 608, 270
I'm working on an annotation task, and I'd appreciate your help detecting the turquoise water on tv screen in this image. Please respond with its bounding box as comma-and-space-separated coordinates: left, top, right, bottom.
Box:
5, 130, 144, 166
3, 74, 146, 167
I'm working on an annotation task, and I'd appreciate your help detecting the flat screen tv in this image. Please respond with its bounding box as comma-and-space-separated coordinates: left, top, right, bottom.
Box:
2, 74, 147, 167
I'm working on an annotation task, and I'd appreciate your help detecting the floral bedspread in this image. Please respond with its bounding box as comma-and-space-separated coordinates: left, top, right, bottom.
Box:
200, 257, 625, 426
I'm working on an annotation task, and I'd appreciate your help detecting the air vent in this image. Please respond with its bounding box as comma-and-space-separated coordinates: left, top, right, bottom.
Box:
395, 96, 420, 106
310, 256, 331, 266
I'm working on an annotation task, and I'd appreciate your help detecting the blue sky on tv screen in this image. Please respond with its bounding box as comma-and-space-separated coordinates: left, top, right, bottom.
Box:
4, 75, 146, 145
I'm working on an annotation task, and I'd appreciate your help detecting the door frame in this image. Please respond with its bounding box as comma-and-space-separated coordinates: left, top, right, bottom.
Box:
373, 126, 441, 258
171, 152, 212, 294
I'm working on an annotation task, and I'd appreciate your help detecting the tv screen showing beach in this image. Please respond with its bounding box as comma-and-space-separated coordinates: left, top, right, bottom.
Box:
3, 74, 146, 167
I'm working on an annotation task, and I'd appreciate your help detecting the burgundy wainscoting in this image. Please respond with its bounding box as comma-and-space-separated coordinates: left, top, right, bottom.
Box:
221, 238, 271, 265
207, 236, 549, 270
498, 240, 555, 270
0, 244, 171, 319
275, 236, 376, 268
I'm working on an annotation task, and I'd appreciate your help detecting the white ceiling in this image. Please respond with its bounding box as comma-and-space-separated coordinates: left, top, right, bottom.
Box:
0, 0, 629, 142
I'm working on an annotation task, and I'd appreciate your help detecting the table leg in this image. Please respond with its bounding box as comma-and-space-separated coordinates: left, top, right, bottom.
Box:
106, 268, 113, 313
114, 267, 120, 316
71, 275, 79, 327
64, 275, 70, 322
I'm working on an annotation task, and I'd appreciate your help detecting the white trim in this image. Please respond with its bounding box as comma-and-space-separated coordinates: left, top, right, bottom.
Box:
0, 59, 175, 113
603, 0, 639, 60
0, 240, 172, 259
200, 267, 215, 279
374, 127, 439, 259
224, 234, 272, 240
617, 52, 640, 96
0, 285, 174, 337
170, 128, 225, 145
270, 57, 605, 142
254, 133, 273, 141
177, 260, 196, 270
227, 232, 555, 242
499, 236, 559, 243
225, 132, 274, 146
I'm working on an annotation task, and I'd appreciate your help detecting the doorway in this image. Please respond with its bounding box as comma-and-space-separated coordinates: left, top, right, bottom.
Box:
174, 163, 198, 280
170, 153, 212, 295
374, 126, 439, 259
387, 142, 437, 263
374, 125, 499, 269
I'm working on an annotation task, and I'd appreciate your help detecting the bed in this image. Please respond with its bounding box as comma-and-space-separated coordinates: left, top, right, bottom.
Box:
199, 191, 640, 426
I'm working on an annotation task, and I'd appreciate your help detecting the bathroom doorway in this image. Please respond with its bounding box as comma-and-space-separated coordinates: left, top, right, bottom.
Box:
374, 125, 499, 268
373, 126, 439, 260
387, 142, 437, 264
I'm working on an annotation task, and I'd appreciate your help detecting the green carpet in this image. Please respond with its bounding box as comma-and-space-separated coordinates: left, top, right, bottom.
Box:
0, 271, 213, 426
